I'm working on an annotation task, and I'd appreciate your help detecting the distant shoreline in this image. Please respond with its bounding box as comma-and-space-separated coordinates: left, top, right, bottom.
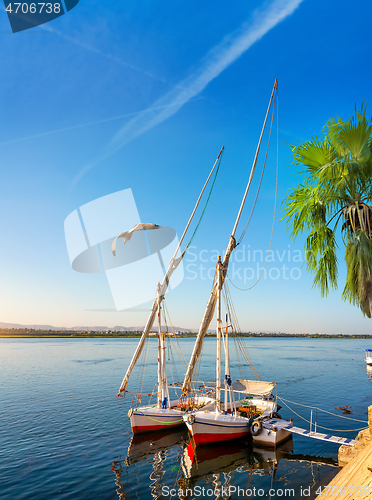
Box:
1, 330, 372, 339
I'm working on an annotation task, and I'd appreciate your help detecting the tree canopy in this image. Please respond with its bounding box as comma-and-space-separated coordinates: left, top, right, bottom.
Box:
282, 105, 372, 317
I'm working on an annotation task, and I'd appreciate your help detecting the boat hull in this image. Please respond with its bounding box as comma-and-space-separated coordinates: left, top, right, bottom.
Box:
130, 396, 215, 434
184, 412, 250, 445
184, 411, 292, 447
130, 407, 184, 434
253, 424, 292, 446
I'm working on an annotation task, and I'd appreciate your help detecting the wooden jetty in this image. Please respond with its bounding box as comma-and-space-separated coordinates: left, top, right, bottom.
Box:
264, 419, 357, 447
316, 406, 372, 500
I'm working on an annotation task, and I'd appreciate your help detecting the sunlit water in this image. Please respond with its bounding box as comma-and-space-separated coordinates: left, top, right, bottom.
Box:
1, 338, 371, 499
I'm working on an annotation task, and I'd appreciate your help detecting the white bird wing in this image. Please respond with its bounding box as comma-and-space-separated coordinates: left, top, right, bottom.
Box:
111, 223, 160, 256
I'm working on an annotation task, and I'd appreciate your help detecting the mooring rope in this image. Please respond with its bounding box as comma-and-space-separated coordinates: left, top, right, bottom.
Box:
278, 397, 368, 432
277, 396, 368, 423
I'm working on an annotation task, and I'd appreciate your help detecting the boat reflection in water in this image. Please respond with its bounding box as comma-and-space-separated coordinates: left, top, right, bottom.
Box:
112, 429, 295, 499
180, 438, 293, 488
366, 364, 372, 379
112, 428, 188, 499
112, 429, 337, 499
125, 427, 189, 465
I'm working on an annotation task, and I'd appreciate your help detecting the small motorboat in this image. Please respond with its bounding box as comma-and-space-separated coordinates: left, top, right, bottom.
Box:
365, 349, 372, 365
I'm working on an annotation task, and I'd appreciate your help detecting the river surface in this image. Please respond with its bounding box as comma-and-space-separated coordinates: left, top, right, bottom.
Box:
1, 337, 371, 499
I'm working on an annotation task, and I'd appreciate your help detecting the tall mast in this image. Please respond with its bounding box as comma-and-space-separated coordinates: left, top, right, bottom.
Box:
230, 79, 277, 239
157, 302, 162, 409
158, 299, 169, 409
224, 319, 229, 415
182, 80, 278, 393
215, 257, 222, 412
117, 146, 224, 396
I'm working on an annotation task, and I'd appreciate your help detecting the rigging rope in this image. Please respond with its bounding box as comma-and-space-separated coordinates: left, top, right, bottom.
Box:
163, 299, 186, 397
222, 280, 261, 381
238, 87, 277, 245
277, 396, 368, 423
163, 299, 187, 368
191, 275, 217, 390
134, 334, 150, 406
184, 150, 224, 251
222, 288, 245, 379
278, 397, 367, 433
162, 306, 178, 393
228, 87, 279, 292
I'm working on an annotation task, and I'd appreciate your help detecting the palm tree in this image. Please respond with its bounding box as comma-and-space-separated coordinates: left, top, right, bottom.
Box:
282, 105, 372, 318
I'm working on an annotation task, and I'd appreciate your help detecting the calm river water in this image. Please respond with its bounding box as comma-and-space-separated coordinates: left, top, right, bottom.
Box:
1, 337, 371, 499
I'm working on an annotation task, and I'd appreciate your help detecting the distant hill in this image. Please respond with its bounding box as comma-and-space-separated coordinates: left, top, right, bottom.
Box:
0, 321, 194, 332
1, 322, 370, 337
0, 321, 59, 330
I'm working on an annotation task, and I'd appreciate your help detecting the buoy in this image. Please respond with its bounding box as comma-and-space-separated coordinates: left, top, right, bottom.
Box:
250, 419, 262, 436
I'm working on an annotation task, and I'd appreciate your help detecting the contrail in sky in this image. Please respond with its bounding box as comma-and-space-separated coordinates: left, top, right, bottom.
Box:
0, 98, 203, 147
0, 4, 172, 85
109, 0, 303, 151
39, 24, 172, 87
72, 0, 303, 188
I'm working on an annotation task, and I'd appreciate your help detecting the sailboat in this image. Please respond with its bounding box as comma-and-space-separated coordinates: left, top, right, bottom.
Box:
126, 292, 215, 434
182, 80, 293, 446
114, 149, 223, 434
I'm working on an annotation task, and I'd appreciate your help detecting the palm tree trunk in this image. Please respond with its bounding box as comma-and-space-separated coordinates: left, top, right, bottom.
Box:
367, 280, 372, 319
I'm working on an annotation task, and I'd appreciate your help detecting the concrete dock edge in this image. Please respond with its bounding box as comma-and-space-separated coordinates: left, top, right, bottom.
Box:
316, 406, 372, 500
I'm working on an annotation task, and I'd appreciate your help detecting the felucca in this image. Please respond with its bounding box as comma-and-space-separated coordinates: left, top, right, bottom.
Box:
182, 80, 293, 447
113, 149, 223, 434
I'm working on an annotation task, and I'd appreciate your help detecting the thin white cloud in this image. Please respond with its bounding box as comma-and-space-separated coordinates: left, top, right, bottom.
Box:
0, 98, 203, 147
109, 0, 303, 151
0, 3, 172, 86
72, 0, 303, 188
39, 23, 172, 87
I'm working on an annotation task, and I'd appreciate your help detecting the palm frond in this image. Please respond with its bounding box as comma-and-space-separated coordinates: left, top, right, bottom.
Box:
281, 184, 327, 239
341, 104, 372, 163
305, 226, 338, 296
292, 137, 336, 176
342, 231, 372, 317
284, 104, 372, 318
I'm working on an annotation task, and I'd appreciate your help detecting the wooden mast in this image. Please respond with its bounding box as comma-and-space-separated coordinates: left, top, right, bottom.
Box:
215, 257, 222, 413
116, 146, 224, 396
182, 79, 278, 394
157, 300, 162, 408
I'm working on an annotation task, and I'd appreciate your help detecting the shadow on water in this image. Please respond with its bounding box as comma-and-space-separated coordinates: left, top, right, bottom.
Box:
112, 428, 338, 500
2, 338, 365, 499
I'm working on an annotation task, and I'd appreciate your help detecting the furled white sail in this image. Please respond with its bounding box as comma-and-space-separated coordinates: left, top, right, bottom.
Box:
116, 255, 184, 397
116, 147, 224, 396
231, 380, 275, 396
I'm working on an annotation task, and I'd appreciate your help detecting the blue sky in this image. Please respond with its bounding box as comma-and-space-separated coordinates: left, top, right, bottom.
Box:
1, 0, 372, 333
